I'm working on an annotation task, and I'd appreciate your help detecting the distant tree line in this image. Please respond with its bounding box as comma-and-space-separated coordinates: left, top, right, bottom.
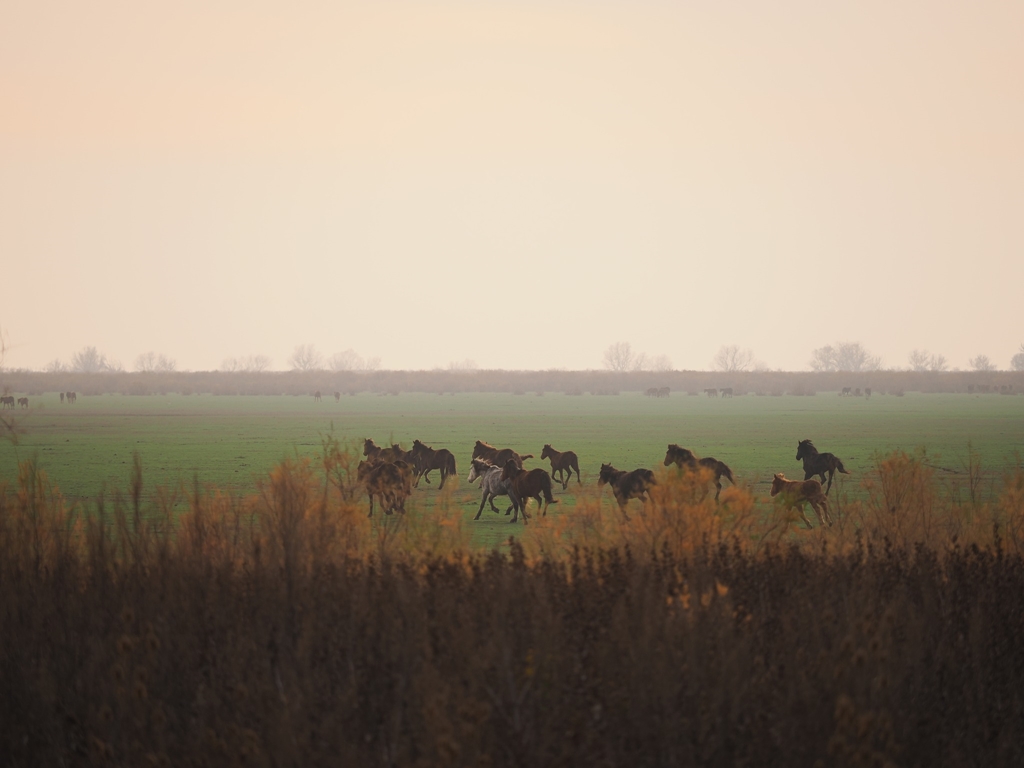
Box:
3, 368, 1022, 398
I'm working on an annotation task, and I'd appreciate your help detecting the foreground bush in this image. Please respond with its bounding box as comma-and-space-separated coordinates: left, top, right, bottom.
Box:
2, 455, 1024, 766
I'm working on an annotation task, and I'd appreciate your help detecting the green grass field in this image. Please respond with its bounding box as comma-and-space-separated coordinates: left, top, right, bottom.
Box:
3, 391, 1022, 549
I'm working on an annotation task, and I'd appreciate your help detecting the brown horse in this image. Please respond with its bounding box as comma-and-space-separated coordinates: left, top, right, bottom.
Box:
597, 463, 656, 521
540, 444, 581, 489
500, 459, 558, 523
770, 473, 832, 529
358, 459, 413, 517
663, 444, 735, 501
17, 397, 28, 409
0, 396, 13, 410
66, 391, 77, 404
59, 392, 65, 404
472, 440, 533, 469
410, 439, 457, 489
314, 390, 322, 402
795, 440, 850, 495
363, 438, 412, 465
334, 391, 341, 402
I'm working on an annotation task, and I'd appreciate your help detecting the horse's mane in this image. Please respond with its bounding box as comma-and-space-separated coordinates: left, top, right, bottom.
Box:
471, 457, 494, 469
475, 440, 496, 450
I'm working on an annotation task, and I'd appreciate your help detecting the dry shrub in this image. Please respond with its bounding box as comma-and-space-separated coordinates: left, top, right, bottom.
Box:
3, 450, 1024, 766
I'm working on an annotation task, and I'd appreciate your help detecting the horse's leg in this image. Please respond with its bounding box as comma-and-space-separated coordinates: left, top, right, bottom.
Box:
368, 493, 375, 518
475, 492, 489, 520
423, 469, 432, 485
438, 468, 446, 490
714, 477, 723, 501
794, 502, 814, 529
574, 463, 582, 485
824, 469, 834, 495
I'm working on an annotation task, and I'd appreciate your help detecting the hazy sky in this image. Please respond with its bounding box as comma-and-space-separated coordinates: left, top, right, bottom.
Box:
2, 1, 1022, 372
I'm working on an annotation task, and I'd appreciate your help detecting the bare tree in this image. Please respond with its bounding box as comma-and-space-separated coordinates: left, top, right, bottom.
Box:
908, 349, 931, 372
603, 342, 636, 372
71, 346, 107, 373
329, 349, 365, 371
909, 349, 949, 372
651, 354, 674, 372
44, 358, 68, 373
135, 352, 157, 372
364, 356, 381, 372
288, 344, 323, 372
243, 354, 272, 373
106, 358, 124, 373
220, 357, 240, 372
713, 345, 755, 372
155, 354, 176, 372
1012, 344, 1024, 372
970, 354, 996, 372
448, 359, 478, 371
809, 342, 881, 372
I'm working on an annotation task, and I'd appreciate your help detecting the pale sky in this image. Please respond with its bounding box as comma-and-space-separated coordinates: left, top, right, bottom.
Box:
2, 1, 1022, 372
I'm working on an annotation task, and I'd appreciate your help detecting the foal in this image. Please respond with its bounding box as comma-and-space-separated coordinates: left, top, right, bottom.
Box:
540, 444, 581, 489
500, 460, 558, 523
770, 473, 833, 529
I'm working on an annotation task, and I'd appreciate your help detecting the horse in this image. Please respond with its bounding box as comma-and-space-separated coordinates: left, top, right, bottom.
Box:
840, 387, 852, 397
363, 438, 412, 465
540, 444, 581, 489
720, 387, 733, 398
770, 473, 833, 529
467, 458, 516, 519
60, 392, 65, 404
68, 391, 76, 404
0, 396, 13, 410
17, 397, 28, 409
334, 391, 341, 402
500, 460, 558, 523
658, 387, 670, 398
472, 440, 533, 469
704, 388, 718, 398
410, 439, 457, 489
663, 444, 735, 501
357, 459, 413, 517
597, 463, 656, 521
314, 390, 322, 402
795, 440, 850, 495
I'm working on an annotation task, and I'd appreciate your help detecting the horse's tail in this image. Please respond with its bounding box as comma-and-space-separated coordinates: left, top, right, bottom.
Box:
836, 459, 851, 475
720, 462, 735, 484
520, 453, 534, 462
543, 477, 558, 505
445, 453, 457, 477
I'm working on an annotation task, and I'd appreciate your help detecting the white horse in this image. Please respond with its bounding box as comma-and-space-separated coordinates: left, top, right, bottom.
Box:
467, 458, 517, 520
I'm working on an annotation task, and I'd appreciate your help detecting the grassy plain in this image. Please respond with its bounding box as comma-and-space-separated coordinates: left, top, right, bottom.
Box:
2, 390, 1022, 549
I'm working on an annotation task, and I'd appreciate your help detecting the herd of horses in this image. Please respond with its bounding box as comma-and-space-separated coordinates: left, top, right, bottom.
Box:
0, 396, 29, 409
354, 435, 851, 529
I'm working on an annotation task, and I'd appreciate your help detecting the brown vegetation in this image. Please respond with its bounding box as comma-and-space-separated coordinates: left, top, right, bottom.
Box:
2, 450, 1024, 765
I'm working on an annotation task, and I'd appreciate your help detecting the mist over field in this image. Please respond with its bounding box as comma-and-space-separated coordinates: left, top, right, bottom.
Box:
2, 0, 1023, 373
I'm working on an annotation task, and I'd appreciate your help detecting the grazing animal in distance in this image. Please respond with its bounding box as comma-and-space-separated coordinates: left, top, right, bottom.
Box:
314, 390, 322, 402
467, 458, 516, 519
60, 392, 65, 404
719, 387, 733, 398
796, 439, 851, 495
410, 439, 457, 489
500, 459, 558, 523
704, 388, 718, 398
541, 444, 581, 489
66, 391, 77, 404
840, 387, 852, 397
865, 387, 872, 399
17, 397, 28, 409
663, 444, 735, 501
472, 440, 533, 469
597, 463, 656, 521
357, 459, 413, 517
0, 396, 13, 410
770, 473, 833, 529
334, 391, 341, 402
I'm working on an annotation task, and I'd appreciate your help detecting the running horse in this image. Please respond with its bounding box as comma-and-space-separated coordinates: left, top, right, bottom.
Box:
540, 444, 581, 489
663, 444, 734, 501
597, 463, 656, 521
795, 439, 850, 495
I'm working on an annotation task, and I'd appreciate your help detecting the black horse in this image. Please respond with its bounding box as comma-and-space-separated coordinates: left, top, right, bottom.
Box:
795, 439, 850, 495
